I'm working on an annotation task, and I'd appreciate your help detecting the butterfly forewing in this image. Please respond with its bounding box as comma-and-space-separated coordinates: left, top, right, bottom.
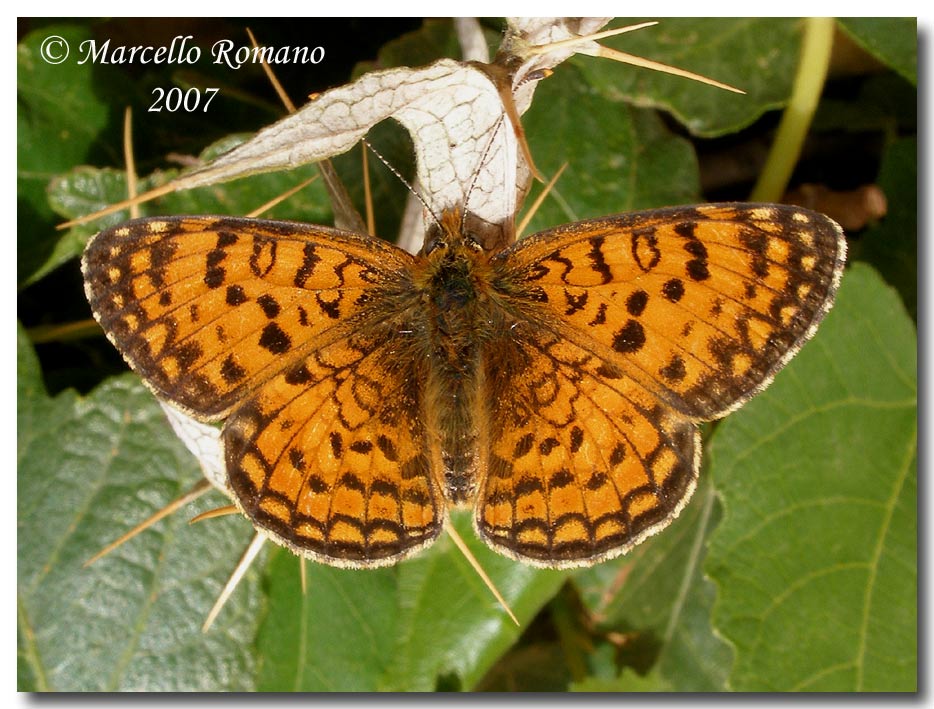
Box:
81, 217, 413, 419
500, 204, 846, 420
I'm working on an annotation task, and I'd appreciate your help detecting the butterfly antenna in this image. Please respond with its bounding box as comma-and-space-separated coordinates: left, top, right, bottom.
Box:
361, 137, 442, 231
443, 518, 519, 626
202, 532, 266, 633
460, 115, 506, 235
84, 480, 213, 567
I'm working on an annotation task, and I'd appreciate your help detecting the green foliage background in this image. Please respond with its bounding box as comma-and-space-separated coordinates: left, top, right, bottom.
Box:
17, 18, 917, 691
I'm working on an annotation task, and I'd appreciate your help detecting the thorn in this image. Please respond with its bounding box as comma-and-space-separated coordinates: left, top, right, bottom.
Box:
57, 182, 177, 229
26, 318, 101, 344
246, 27, 297, 113
444, 518, 519, 626
495, 77, 543, 182
517, 162, 568, 237
362, 144, 375, 237
245, 174, 319, 218
84, 480, 212, 567
596, 45, 745, 94
525, 21, 745, 96
202, 532, 266, 633
247, 28, 364, 233
526, 21, 660, 55
122, 107, 139, 218
188, 504, 239, 524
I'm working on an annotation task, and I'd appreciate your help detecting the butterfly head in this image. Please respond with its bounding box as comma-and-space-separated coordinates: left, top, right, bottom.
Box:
420, 208, 485, 257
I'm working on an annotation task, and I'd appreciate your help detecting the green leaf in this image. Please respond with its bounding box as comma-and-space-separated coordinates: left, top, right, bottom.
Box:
572, 477, 732, 691
255, 550, 398, 691
837, 18, 917, 86
707, 264, 917, 691
17, 324, 264, 691
256, 510, 567, 691
523, 62, 699, 232
17, 25, 131, 286
575, 18, 803, 137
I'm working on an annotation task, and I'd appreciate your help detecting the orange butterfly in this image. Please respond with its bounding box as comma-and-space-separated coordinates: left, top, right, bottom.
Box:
82, 203, 845, 568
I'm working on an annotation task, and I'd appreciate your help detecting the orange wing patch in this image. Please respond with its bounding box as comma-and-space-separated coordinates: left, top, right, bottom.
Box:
225, 327, 442, 566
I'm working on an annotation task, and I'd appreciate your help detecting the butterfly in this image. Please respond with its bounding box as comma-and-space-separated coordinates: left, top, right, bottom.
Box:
81, 202, 845, 568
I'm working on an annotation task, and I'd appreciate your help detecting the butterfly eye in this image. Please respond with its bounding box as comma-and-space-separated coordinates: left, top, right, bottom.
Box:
464, 232, 484, 251
420, 218, 450, 256
420, 236, 448, 256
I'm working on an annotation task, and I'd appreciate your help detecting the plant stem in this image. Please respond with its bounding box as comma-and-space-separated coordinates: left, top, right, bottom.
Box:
750, 17, 836, 202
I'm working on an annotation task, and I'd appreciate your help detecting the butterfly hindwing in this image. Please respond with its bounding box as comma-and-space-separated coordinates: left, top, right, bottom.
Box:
224, 325, 444, 566
476, 322, 699, 566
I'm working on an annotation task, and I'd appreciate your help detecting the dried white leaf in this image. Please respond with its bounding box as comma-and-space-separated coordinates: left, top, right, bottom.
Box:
159, 18, 617, 254
502, 17, 611, 113
160, 401, 229, 496
454, 17, 490, 63
178, 59, 511, 224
